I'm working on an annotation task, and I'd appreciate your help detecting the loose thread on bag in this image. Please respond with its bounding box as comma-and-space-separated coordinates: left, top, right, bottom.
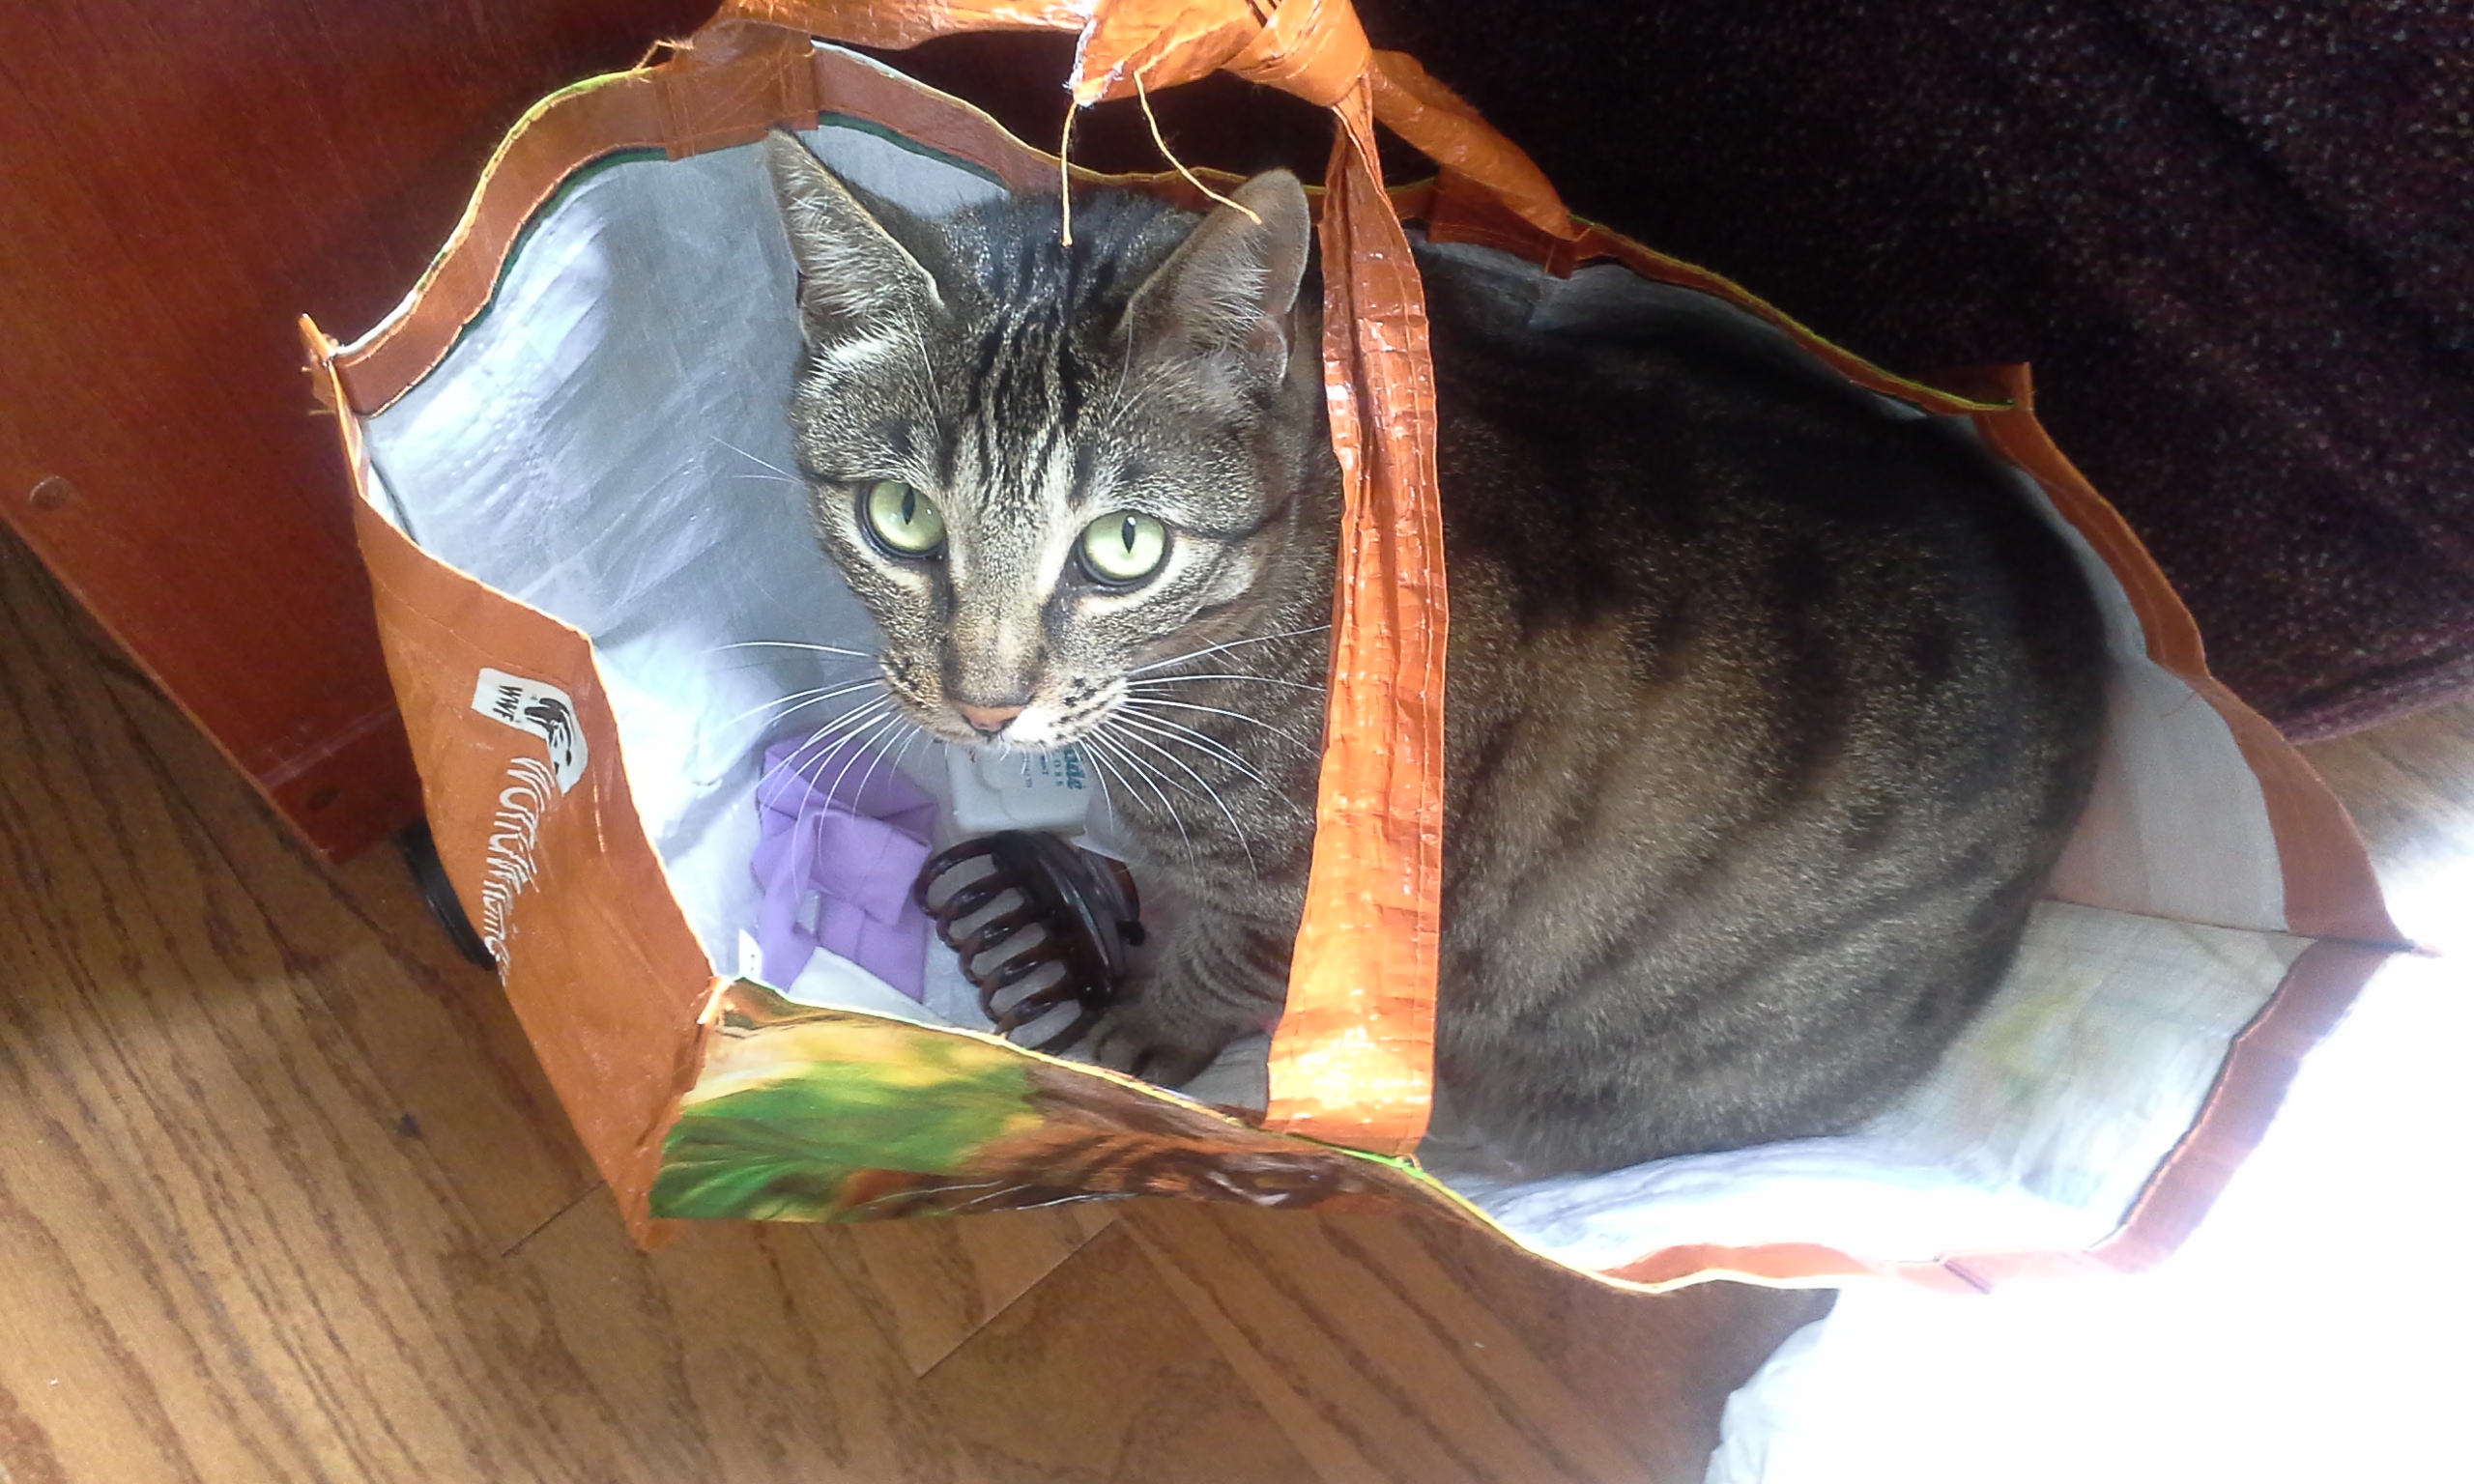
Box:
633, 31, 709, 76
1136, 71, 1262, 225
1058, 104, 1079, 245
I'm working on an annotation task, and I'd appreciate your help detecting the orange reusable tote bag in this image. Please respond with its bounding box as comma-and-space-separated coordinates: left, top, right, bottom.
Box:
304, 2, 2403, 1295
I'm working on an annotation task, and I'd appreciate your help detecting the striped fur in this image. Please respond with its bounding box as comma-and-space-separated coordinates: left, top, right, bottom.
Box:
765, 134, 2108, 1177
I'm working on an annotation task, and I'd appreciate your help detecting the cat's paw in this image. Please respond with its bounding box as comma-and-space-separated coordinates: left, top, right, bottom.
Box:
1084, 1000, 1236, 1088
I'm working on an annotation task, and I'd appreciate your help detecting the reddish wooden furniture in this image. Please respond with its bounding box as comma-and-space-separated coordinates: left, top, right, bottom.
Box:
0, 0, 715, 860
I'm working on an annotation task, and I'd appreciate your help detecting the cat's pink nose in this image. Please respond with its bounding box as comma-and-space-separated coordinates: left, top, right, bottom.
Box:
955, 701, 1024, 736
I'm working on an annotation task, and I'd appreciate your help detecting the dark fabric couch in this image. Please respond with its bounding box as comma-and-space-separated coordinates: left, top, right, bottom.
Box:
1355, 0, 2474, 742
1352, 0, 2472, 738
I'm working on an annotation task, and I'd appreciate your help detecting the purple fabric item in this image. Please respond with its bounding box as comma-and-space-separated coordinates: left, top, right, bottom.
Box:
750, 735, 938, 997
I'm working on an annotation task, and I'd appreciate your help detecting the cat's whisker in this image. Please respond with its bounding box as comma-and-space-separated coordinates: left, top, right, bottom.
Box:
1127, 671, 1325, 693
1040, 735, 1127, 836
798, 708, 907, 811
1104, 372, 1189, 445
1109, 704, 1260, 770
776, 694, 890, 762
1126, 624, 1331, 676
716, 675, 886, 733
1104, 345, 1190, 427
756, 697, 894, 803
839, 715, 902, 805
712, 640, 879, 660
1091, 728, 1202, 806
902, 316, 940, 419
889, 725, 939, 787
1082, 732, 1197, 869
819, 708, 915, 819
1076, 737, 1162, 856
706, 436, 800, 482
1103, 720, 1254, 875
758, 716, 889, 806
1120, 697, 1319, 755
1111, 329, 1140, 418
1107, 707, 1268, 784
1079, 740, 1121, 824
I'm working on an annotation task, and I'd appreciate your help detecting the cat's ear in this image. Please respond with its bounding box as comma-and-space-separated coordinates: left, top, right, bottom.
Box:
1122, 171, 1312, 398
764, 129, 945, 338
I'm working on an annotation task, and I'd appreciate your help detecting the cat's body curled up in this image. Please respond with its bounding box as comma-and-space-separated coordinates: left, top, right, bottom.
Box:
762, 133, 2108, 1179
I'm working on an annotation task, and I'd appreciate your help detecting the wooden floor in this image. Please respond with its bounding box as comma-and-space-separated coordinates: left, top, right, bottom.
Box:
0, 530, 1834, 1484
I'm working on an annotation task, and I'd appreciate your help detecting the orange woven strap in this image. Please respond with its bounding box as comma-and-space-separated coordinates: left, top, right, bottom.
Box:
1255, 80, 1445, 1154
1366, 50, 1573, 241
713, 0, 1575, 1155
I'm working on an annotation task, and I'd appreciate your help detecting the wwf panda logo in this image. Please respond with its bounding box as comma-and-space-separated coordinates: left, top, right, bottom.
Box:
471, 668, 590, 791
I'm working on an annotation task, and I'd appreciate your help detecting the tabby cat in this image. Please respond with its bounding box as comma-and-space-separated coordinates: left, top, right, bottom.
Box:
762, 131, 2108, 1178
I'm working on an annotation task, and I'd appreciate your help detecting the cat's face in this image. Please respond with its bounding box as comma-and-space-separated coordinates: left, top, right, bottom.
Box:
765, 135, 1326, 751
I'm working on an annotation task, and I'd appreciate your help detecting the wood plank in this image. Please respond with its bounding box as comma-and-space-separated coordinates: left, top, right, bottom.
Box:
1372, 1210, 1834, 1480
78, 603, 600, 1251
0, 0, 715, 858
1119, 1200, 1744, 1484
509, 1195, 976, 1484
0, 533, 665, 1484
914, 1222, 1322, 1484
824, 1205, 1121, 1377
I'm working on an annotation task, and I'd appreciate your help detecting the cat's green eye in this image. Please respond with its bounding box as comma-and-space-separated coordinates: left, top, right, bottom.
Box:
864, 479, 944, 556
1079, 512, 1168, 584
